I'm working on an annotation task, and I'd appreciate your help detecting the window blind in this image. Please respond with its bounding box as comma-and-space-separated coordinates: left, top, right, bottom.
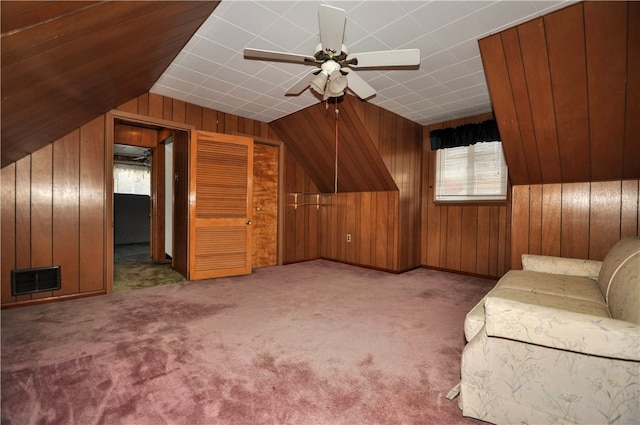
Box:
435, 141, 507, 202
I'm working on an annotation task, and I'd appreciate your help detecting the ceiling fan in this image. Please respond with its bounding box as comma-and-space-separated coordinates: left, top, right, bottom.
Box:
244, 4, 420, 100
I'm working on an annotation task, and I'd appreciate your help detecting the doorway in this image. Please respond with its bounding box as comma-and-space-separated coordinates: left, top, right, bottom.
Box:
113, 143, 152, 264
106, 110, 284, 292
110, 118, 187, 292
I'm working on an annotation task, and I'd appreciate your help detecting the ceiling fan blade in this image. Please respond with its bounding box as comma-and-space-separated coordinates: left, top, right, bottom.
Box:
285, 71, 320, 95
346, 49, 421, 68
318, 4, 346, 55
244, 48, 316, 64
345, 70, 376, 99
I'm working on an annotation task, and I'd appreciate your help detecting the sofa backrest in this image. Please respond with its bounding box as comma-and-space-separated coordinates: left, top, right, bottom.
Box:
607, 251, 640, 324
598, 237, 640, 301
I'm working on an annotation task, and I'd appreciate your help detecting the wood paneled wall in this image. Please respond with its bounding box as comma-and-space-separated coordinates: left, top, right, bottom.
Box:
283, 153, 321, 264
1, 92, 316, 306
320, 191, 400, 271
1, 1, 219, 167
316, 98, 423, 272
511, 180, 640, 269
479, 1, 640, 185
421, 112, 511, 278
1, 117, 107, 305
270, 96, 397, 193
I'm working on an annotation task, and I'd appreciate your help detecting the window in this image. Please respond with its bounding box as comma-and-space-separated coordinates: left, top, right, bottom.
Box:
435, 141, 507, 202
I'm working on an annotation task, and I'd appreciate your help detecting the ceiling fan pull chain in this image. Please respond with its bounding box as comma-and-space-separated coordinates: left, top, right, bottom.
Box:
335, 98, 339, 194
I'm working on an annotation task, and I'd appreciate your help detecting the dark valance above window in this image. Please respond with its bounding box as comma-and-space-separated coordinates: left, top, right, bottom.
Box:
429, 119, 500, 150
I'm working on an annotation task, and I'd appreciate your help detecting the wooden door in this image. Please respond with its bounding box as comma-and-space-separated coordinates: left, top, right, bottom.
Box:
189, 131, 253, 280
252, 143, 279, 268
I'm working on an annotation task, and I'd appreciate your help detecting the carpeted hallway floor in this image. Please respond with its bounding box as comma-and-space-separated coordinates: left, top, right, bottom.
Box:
114, 243, 185, 292
1, 260, 494, 425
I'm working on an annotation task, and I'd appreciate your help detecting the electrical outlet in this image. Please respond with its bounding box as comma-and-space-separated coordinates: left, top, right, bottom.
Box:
346, 234, 351, 242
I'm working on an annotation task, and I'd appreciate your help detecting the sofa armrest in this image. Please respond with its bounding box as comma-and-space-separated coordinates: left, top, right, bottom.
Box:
521, 254, 602, 279
484, 295, 640, 361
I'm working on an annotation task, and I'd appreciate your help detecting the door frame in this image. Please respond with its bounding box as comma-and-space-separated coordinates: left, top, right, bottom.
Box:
241, 134, 285, 266
105, 110, 194, 293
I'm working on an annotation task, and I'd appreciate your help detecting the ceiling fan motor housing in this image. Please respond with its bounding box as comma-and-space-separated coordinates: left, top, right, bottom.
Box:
314, 43, 348, 63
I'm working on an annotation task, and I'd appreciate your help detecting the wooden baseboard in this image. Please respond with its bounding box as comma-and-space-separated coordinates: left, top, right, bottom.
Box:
1, 290, 107, 309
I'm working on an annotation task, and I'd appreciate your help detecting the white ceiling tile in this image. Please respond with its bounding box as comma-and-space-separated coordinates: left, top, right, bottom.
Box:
395, 1, 429, 14
185, 93, 215, 108
342, 16, 369, 48
281, 2, 323, 35
373, 16, 426, 48
450, 83, 489, 99
348, 2, 408, 34
200, 76, 237, 93
259, 1, 297, 17
412, 1, 473, 32
211, 65, 252, 86
240, 77, 277, 94
417, 83, 454, 98
224, 53, 264, 77
189, 38, 236, 66
157, 75, 199, 94
348, 34, 392, 54
473, 1, 538, 33
218, 2, 280, 36
394, 91, 424, 105
462, 55, 484, 73
216, 94, 248, 109
366, 74, 400, 91
429, 63, 472, 84
447, 40, 481, 62
444, 74, 487, 92
535, 1, 578, 15
403, 74, 440, 92
378, 84, 413, 98
153, 0, 564, 124
428, 91, 463, 105
430, 14, 487, 47
256, 65, 301, 87
259, 16, 316, 52
168, 65, 209, 86
411, 33, 446, 58
464, 1, 496, 13
151, 85, 191, 101
423, 50, 459, 72
201, 19, 256, 52
191, 87, 225, 103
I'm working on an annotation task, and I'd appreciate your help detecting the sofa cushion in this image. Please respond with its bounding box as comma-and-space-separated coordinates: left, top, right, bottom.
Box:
486, 286, 611, 318
598, 236, 640, 301
607, 251, 640, 324
521, 254, 601, 279
464, 299, 485, 342
484, 295, 640, 361
495, 269, 605, 305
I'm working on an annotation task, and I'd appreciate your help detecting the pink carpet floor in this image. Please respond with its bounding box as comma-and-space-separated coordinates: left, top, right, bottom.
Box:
1, 260, 494, 424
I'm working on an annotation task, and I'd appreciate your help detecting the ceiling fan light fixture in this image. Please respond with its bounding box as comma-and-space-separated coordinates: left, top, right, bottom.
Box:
328, 70, 347, 94
310, 72, 328, 95
244, 5, 420, 102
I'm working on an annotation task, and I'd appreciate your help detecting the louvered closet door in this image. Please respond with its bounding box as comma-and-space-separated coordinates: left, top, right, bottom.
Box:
189, 131, 253, 280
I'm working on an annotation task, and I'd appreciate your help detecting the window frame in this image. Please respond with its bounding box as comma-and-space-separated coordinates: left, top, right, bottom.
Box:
433, 140, 509, 204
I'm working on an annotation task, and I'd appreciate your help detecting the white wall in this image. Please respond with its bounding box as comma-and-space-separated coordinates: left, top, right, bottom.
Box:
113, 163, 150, 195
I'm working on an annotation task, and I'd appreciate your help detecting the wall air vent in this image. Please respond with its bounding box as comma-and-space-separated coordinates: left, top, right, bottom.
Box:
11, 266, 61, 296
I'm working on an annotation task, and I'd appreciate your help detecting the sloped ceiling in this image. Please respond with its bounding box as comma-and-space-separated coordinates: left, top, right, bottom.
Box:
1, 1, 219, 167
270, 95, 398, 193
479, 1, 640, 185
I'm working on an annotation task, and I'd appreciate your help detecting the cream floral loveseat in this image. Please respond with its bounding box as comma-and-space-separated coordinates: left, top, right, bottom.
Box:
457, 236, 640, 425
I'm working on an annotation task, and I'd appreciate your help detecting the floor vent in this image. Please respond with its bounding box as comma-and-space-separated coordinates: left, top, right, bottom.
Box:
11, 266, 61, 296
